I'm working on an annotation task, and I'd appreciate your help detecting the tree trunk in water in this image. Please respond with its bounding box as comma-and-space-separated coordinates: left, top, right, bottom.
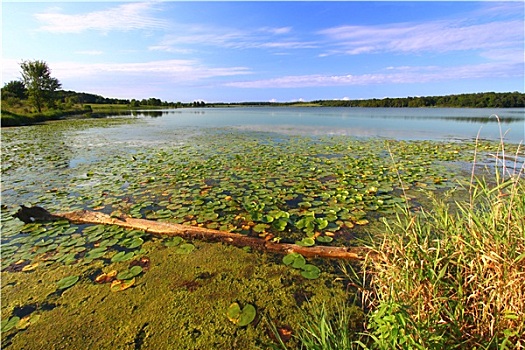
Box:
16, 206, 372, 261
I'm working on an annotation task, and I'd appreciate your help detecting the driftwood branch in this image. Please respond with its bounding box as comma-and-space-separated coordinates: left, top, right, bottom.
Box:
15, 206, 372, 261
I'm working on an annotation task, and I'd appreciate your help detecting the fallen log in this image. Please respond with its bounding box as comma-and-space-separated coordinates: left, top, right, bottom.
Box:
15, 206, 372, 261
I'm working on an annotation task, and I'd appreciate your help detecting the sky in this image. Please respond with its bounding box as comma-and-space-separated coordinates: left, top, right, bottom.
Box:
2, 1, 524, 103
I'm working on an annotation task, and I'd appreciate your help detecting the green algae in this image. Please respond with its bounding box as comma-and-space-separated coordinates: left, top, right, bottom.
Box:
1, 241, 356, 349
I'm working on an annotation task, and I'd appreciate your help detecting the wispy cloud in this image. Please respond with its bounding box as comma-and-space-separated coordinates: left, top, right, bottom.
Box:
35, 2, 168, 33
225, 61, 522, 89
51, 59, 251, 81
318, 18, 523, 56
1, 57, 250, 86
150, 25, 316, 53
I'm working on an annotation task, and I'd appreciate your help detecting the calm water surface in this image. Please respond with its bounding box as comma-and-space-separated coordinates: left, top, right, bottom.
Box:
108, 107, 524, 143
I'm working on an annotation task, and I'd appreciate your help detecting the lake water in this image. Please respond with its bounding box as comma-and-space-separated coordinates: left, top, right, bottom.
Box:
112, 107, 524, 143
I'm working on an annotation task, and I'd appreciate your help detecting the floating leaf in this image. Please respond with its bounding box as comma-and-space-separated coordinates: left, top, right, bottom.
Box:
95, 270, 117, 284
122, 237, 143, 249
21, 262, 39, 272
253, 223, 268, 233
282, 253, 306, 269
295, 237, 315, 247
117, 266, 143, 280
226, 302, 241, 323
164, 236, 184, 247
111, 251, 134, 263
1, 316, 20, 332
110, 277, 135, 292
227, 302, 256, 327
316, 235, 333, 243
57, 275, 79, 290
300, 264, 321, 279
175, 243, 195, 255
16, 314, 41, 330
355, 219, 369, 226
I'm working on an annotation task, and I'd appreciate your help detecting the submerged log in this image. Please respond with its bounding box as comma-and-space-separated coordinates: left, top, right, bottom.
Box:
15, 206, 372, 261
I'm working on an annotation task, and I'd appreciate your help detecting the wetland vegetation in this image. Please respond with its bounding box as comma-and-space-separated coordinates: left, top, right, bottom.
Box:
1, 110, 524, 349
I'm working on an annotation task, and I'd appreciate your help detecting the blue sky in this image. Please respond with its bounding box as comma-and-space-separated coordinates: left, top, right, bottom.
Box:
2, 1, 524, 102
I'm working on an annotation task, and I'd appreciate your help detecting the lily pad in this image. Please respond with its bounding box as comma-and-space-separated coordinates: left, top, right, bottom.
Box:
116, 265, 143, 280
316, 235, 333, 243
57, 275, 79, 290
95, 270, 117, 284
295, 237, 315, 247
164, 236, 184, 247
111, 251, 135, 262
282, 253, 306, 269
121, 237, 144, 249
227, 302, 256, 327
110, 277, 136, 292
16, 314, 41, 330
300, 264, 321, 279
1, 316, 20, 332
175, 243, 195, 255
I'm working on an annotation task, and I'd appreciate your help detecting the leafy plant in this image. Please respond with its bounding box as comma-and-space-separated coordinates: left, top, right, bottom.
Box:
227, 302, 257, 327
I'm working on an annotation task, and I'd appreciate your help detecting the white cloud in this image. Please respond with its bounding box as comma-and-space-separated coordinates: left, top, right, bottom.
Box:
0, 57, 251, 86
35, 2, 168, 33
225, 61, 522, 89
318, 19, 523, 56
50, 59, 251, 81
150, 25, 316, 53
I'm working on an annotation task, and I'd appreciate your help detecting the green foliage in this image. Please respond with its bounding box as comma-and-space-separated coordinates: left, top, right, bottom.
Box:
20, 60, 61, 113
2, 80, 26, 99
313, 91, 525, 108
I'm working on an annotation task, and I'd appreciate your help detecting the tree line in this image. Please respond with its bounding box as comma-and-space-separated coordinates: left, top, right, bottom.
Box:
313, 92, 525, 108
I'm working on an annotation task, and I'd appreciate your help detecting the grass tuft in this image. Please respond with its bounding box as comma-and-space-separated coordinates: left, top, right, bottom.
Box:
361, 139, 525, 349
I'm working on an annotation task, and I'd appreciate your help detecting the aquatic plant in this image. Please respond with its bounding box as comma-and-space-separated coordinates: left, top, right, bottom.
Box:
56, 275, 79, 290
227, 302, 257, 327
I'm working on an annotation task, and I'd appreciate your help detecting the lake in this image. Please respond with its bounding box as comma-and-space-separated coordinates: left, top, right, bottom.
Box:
1, 107, 524, 349
120, 107, 524, 143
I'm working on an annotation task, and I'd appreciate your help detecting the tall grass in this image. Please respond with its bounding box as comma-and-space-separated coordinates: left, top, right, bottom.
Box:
280, 137, 524, 349
360, 139, 525, 348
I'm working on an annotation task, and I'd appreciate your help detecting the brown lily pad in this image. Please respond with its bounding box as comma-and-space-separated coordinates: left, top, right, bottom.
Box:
110, 277, 136, 292
95, 270, 117, 284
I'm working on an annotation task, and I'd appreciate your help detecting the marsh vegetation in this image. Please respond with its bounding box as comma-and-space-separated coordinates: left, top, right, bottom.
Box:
1, 111, 523, 348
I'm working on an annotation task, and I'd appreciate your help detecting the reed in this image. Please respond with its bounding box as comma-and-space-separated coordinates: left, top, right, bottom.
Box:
360, 139, 524, 348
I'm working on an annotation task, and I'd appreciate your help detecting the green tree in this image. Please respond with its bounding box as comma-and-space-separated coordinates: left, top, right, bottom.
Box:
20, 60, 61, 113
2, 80, 26, 99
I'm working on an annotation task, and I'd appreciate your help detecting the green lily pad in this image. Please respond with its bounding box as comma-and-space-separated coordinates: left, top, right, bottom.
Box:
164, 236, 184, 247
1, 316, 20, 332
282, 253, 306, 269
57, 275, 79, 290
111, 251, 135, 263
175, 243, 195, 255
117, 265, 143, 280
121, 237, 144, 249
316, 235, 333, 243
300, 264, 321, 279
85, 247, 107, 260
227, 302, 256, 327
252, 223, 268, 233
295, 237, 315, 247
